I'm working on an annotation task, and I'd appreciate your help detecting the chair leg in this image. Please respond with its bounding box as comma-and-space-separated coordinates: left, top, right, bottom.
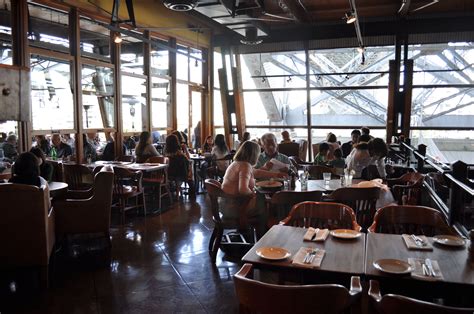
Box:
142, 193, 146, 217
209, 227, 217, 251
211, 227, 223, 263
157, 183, 162, 210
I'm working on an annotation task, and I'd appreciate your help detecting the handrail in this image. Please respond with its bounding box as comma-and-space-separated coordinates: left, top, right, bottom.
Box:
445, 173, 474, 196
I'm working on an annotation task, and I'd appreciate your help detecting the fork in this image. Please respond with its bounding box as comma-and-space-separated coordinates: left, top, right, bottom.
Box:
304, 249, 318, 264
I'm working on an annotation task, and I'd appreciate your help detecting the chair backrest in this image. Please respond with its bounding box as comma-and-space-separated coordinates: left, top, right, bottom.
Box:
113, 167, 143, 195
281, 201, 361, 231
312, 143, 320, 157
146, 156, 169, 164
368, 205, 456, 236
361, 165, 381, 180
63, 163, 94, 190
234, 264, 355, 314
325, 187, 380, 230
116, 155, 135, 162
205, 179, 222, 222
298, 139, 308, 161
370, 280, 473, 314
271, 190, 322, 207
277, 143, 300, 158
0, 183, 53, 267
387, 172, 425, 205
308, 165, 339, 179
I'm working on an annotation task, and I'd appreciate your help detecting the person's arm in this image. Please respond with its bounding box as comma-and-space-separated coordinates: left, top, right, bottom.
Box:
238, 164, 254, 195
147, 144, 160, 156
376, 158, 386, 178
253, 167, 288, 180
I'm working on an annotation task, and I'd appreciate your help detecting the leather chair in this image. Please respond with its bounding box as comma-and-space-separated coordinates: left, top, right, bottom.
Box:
0, 183, 55, 288
369, 280, 474, 314
277, 142, 300, 158
234, 263, 362, 314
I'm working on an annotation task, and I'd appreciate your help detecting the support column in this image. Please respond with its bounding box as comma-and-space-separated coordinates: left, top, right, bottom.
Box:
169, 38, 177, 132
201, 48, 211, 144
144, 31, 152, 134
305, 45, 312, 161
111, 28, 123, 157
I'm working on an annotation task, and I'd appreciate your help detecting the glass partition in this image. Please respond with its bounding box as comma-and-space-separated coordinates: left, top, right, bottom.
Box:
30, 55, 74, 131
82, 64, 115, 129
122, 75, 146, 133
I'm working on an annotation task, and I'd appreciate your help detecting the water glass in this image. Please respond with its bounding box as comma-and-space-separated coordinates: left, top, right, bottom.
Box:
323, 172, 331, 184
344, 174, 353, 186
299, 173, 308, 190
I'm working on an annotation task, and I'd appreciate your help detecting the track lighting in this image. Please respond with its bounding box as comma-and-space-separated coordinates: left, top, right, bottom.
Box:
345, 12, 356, 24
114, 33, 122, 44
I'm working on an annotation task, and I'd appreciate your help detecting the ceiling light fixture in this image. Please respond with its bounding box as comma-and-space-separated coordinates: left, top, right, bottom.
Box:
114, 33, 122, 44
240, 28, 263, 45
357, 46, 365, 53
163, 0, 197, 12
345, 12, 356, 24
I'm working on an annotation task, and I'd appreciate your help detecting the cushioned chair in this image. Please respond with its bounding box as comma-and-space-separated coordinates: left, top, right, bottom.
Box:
277, 142, 300, 158
0, 183, 55, 288
234, 263, 362, 314
369, 280, 474, 314
387, 172, 425, 205
288, 156, 312, 170
368, 205, 457, 236
280, 201, 361, 231
205, 179, 258, 263
323, 186, 380, 230
143, 156, 172, 209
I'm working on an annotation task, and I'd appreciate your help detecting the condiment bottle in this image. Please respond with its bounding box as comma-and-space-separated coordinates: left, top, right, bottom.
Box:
290, 174, 296, 189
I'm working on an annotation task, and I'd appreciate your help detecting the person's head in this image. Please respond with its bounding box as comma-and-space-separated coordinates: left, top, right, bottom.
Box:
139, 131, 151, 146
87, 132, 97, 140
261, 133, 278, 156
368, 138, 388, 159
214, 134, 228, 152
334, 148, 343, 159
242, 131, 250, 141
326, 133, 337, 143
0, 132, 6, 142
355, 142, 369, 151
51, 134, 62, 147
351, 129, 361, 144
30, 147, 46, 165
361, 127, 370, 136
6, 134, 17, 144
165, 134, 180, 155
319, 142, 330, 154
204, 136, 213, 146
359, 134, 371, 143
172, 130, 186, 144
281, 130, 290, 141
13, 152, 39, 178
234, 141, 261, 166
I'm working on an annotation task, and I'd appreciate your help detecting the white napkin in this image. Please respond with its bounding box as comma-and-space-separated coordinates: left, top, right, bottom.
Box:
303, 228, 330, 242
408, 258, 444, 281
402, 234, 433, 251
292, 247, 325, 268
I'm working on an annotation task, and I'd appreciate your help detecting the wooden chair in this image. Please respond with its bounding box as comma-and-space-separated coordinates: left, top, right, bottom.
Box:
298, 139, 308, 161
234, 263, 362, 314
277, 142, 300, 158
288, 156, 312, 170
206, 153, 233, 181
112, 167, 146, 224
269, 190, 322, 223
63, 163, 94, 190
307, 165, 339, 179
324, 187, 380, 230
54, 167, 114, 264
143, 156, 172, 209
368, 205, 457, 236
0, 183, 55, 288
280, 201, 362, 231
205, 179, 258, 263
387, 172, 425, 205
361, 164, 381, 180
115, 155, 135, 162
369, 280, 474, 314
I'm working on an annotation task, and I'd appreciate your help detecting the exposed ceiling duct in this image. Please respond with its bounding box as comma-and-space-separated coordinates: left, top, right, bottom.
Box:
240, 27, 263, 45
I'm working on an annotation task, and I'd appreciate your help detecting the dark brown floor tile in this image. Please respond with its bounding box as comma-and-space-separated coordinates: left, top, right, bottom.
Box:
187, 279, 239, 314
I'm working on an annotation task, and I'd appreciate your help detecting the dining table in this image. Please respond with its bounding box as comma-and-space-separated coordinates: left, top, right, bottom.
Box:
257, 179, 358, 195
189, 154, 207, 193
365, 232, 474, 300
49, 181, 68, 198
242, 225, 366, 284
0, 167, 12, 181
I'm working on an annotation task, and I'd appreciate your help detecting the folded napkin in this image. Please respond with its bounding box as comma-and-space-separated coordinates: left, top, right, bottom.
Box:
303, 228, 330, 242
402, 234, 433, 251
292, 247, 325, 268
408, 258, 444, 281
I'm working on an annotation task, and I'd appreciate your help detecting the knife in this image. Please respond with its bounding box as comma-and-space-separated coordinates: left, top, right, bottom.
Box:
411, 234, 422, 246
311, 228, 320, 241
425, 258, 436, 277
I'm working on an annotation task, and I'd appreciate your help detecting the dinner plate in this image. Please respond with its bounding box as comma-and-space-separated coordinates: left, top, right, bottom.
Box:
330, 229, 362, 239
256, 180, 283, 190
373, 259, 412, 274
433, 235, 466, 247
255, 247, 291, 260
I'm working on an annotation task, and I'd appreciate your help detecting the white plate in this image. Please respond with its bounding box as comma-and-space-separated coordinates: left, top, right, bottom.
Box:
433, 235, 466, 247
330, 229, 362, 239
255, 247, 291, 261
373, 259, 412, 274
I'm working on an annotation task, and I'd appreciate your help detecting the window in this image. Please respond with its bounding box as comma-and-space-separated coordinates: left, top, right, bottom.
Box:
28, 3, 69, 53
120, 36, 144, 75
30, 55, 74, 131
82, 65, 115, 129
0, 0, 12, 65
80, 17, 110, 62
122, 75, 146, 133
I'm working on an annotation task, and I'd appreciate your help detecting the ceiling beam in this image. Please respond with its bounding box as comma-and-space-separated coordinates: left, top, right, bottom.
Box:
278, 0, 311, 24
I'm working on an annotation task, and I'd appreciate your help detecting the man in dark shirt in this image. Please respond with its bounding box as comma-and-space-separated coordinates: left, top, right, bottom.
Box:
341, 129, 361, 158
51, 134, 73, 158
2, 134, 19, 161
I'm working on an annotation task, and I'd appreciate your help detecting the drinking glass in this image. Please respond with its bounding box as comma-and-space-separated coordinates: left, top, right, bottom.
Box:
323, 172, 331, 185
299, 173, 307, 190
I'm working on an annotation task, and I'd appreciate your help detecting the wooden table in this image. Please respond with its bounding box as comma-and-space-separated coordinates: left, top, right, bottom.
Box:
365, 233, 474, 298
0, 168, 12, 181
242, 225, 366, 282
189, 154, 207, 193
120, 163, 167, 172
257, 179, 348, 195
49, 181, 68, 198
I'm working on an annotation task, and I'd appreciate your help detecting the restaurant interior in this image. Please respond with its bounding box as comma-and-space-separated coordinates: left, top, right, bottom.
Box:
0, 0, 473, 313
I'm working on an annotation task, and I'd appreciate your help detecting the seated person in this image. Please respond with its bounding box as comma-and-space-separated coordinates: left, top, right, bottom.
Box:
83, 134, 98, 162
211, 134, 230, 174
102, 133, 127, 161
221, 141, 265, 236
165, 134, 191, 198
314, 142, 329, 165
9, 152, 47, 187
361, 126, 374, 140
325, 133, 340, 160
345, 142, 371, 178
280, 130, 293, 144
341, 129, 361, 158
135, 131, 160, 163
30, 147, 53, 182
3, 134, 19, 161
51, 134, 73, 158
202, 136, 213, 153
328, 148, 345, 175
368, 138, 388, 179
35, 135, 51, 156
254, 133, 290, 180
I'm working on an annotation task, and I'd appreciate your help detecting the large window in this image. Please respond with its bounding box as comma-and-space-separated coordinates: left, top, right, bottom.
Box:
80, 17, 111, 62
28, 3, 69, 53
122, 75, 146, 133
0, 0, 12, 65
120, 35, 144, 75
151, 44, 170, 130
30, 55, 74, 131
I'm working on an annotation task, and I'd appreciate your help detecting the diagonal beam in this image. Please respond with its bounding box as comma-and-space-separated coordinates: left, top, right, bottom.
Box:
423, 101, 474, 122
278, 0, 311, 24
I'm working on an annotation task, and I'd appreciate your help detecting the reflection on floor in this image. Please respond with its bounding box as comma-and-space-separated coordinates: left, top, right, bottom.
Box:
0, 195, 242, 313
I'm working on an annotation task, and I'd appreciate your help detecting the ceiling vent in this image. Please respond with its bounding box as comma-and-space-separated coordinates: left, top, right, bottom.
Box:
240, 28, 263, 45
163, 0, 198, 12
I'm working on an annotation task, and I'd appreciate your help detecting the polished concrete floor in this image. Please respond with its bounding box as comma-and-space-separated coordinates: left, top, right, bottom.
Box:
0, 195, 242, 314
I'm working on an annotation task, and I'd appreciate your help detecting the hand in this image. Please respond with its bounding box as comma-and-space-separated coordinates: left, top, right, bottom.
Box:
275, 172, 289, 179
263, 161, 273, 170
